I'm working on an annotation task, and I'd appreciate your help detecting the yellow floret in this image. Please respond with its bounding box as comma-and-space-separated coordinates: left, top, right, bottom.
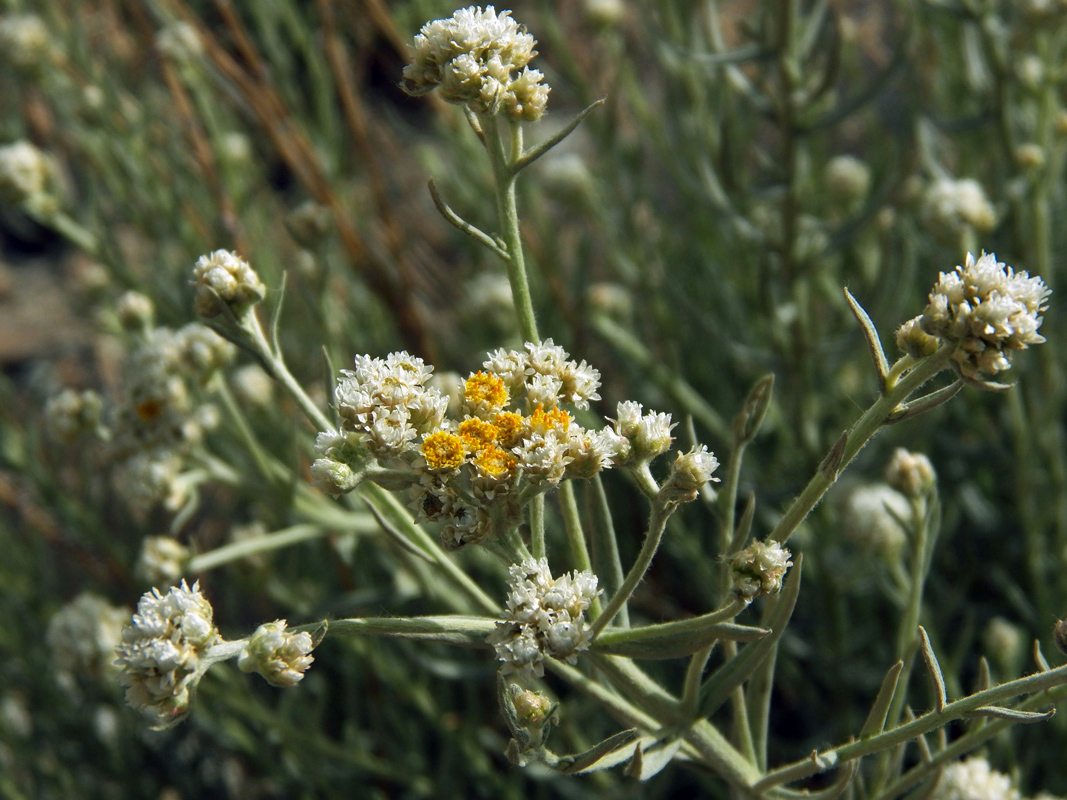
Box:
464, 371, 509, 411
528, 404, 571, 434
491, 411, 525, 448
458, 417, 500, 453
421, 431, 466, 471
475, 446, 517, 479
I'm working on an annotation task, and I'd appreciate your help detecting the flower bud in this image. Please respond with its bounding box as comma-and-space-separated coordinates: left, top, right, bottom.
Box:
286, 200, 333, 249
895, 316, 939, 359
825, 155, 871, 207
885, 449, 935, 498
116, 291, 155, 333
136, 536, 191, 587
238, 620, 315, 687
661, 445, 720, 501
512, 689, 553, 726
192, 249, 266, 319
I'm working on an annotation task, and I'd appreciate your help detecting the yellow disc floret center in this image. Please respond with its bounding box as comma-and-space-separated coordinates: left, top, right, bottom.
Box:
475, 446, 517, 479
464, 371, 509, 411
421, 431, 466, 471
458, 417, 500, 453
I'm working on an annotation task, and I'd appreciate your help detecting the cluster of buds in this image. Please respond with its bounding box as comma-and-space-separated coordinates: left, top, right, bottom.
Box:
238, 620, 316, 688
884, 448, 936, 499
113, 581, 222, 728
729, 540, 793, 600
914, 252, 1050, 382
487, 558, 599, 678
44, 389, 104, 444
402, 6, 550, 121
192, 249, 266, 319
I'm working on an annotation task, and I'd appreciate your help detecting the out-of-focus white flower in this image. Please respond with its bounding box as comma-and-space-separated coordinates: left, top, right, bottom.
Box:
825, 155, 871, 207
0, 141, 51, 205
116, 291, 155, 332
113, 581, 222, 729
238, 620, 315, 687
982, 616, 1025, 675
930, 757, 1020, 800
192, 249, 266, 319
885, 449, 936, 498
156, 21, 203, 64
45, 388, 104, 444
403, 6, 550, 120
922, 178, 996, 237
136, 536, 191, 587
0, 14, 50, 69
920, 252, 1050, 381
729, 540, 793, 599
47, 594, 128, 681
488, 558, 599, 678
843, 484, 910, 561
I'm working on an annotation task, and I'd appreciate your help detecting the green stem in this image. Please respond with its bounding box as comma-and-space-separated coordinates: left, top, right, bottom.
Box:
590, 498, 676, 638
589, 475, 629, 628
189, 523, 351, 572
769, 347, 952, 544
530, 494, 546, 560
754, 662, 1067, 793
559, 481, 601, 617
482, 113, 539, 344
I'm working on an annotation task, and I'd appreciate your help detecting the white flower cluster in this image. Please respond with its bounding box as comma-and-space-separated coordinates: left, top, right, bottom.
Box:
931, 757, 1021, 800
192, 249, 266, 319
729, 540, 793, 599
842, 484, 910, 562
919, 252, 1050, 381
113, 581, 221, 729
136, 536, 191, 587
488, 558, 599, 679
107, 323, 233, 514
0, 140, 50, 206
922, 178, 995, 237
402, 6, 550, 121
46, 593, 128, 682
0, 14, 50, 69
485, 339, 602, 411
238, 620, 315, 688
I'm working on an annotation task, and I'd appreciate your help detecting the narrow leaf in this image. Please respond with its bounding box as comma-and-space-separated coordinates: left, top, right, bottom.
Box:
514, 98, 605, 172
427, 179, 510, 261
327, 615, 496, 647
734, 374, 775, 445
860, 660, 904, 737
974, 657, 991, 693
770, 761, 856, 800
887, 380, 964, 424
627, 738, 684, 781
844, 287, 890, 393
963, 706, 1055, 723
269, 271, 287, 357
558, 728, 639, 774
593, 621, 768, 659
918, 627, 947, 712
1035, 639, 1051, 671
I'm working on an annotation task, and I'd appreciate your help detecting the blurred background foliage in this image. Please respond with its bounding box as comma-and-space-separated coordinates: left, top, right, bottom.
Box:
1, 0, 1066, 797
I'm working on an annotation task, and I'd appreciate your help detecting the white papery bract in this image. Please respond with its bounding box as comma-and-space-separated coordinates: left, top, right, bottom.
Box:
920, 252, 1050, 381
488, 558, 599, 679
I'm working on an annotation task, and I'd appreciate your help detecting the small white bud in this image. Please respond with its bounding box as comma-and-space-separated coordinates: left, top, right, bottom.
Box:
238, 620, 315, 688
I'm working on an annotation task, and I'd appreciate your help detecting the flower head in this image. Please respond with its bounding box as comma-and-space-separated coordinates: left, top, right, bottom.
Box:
113, 581, 221, 728
488, 558, 599, 678
920, 252, 1050, 381
238, 620, 315, 688
729, 540, 793, 600
136, 536, 191, 587
403, 6, 550, 120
